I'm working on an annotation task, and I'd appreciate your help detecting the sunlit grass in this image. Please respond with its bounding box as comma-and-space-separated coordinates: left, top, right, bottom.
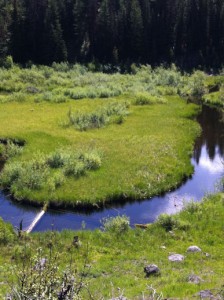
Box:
0, 96, 200, 207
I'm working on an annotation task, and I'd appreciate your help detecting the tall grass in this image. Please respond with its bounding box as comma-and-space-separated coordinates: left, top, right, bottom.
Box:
0, 64, 220, 105
67, 101, 129, 130
0, 149, 102, 199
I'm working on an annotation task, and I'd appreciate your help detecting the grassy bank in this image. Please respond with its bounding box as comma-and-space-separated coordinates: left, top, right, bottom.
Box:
0, 64, 202, 208
1, 193, 224, 299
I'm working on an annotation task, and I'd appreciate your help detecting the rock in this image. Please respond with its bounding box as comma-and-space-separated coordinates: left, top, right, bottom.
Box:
144, 264, 160, 276
188, 274, 202, 284
198, 290, 213, 298
187, 245, 202, 253
160, 246, 166, 249
205, 252, 210, 257
168, 254, 184, 262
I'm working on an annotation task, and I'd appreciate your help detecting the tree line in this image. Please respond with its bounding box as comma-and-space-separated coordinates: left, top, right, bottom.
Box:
0, 0, 224, 69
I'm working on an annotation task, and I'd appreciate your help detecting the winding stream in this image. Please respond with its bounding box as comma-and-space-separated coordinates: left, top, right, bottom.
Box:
0, 105, 223, 231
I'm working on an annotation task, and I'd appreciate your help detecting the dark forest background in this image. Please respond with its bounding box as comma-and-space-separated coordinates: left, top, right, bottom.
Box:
0, 0, 224, 69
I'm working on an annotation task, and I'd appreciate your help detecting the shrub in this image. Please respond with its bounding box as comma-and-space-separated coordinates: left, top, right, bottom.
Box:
7, 92, 26, 102
156, 214, 177, 231
47, 151, 67, 168
0, 162, 21, 188
2, 141, 23, 159
52, 61, 70, 72
79, 151, 102, 170
0, 218, 15, 244
3, 56, 14, 69
47, 171, 65, 192
63, 159, 86, 177
134, 92, 167, 105
101, 215, 130, 234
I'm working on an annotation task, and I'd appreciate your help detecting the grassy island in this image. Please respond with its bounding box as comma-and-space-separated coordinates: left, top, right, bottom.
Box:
0, 64, 205, 208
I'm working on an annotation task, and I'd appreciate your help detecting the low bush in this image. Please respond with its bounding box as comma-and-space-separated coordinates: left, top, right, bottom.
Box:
101, 215, 130, 234
1, 141, 23, 159
134, 92, 167, 105
47, 151, 68, 168
0, 218, 15, 244
1, 149, 102, 199
67, 102, 129, 131
156, 213, 178, 231
7, 92, 26, 102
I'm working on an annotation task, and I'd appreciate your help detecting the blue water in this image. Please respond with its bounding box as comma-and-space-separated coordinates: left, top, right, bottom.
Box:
0, 105, 223, 231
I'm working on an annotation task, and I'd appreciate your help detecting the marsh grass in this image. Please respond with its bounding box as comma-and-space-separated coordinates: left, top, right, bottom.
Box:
67, 101, 129, 130
134, 92, 167, 105
1, 149, 102, 200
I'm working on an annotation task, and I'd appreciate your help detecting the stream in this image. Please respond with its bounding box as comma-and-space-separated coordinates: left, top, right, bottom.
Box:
0, 105, 223, 231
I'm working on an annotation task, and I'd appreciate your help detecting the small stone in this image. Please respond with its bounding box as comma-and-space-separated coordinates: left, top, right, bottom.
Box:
144, 264, 160, 276
160, 246, 166, 249
198, 290, 213, 298
188, 274, 202, 284
168, 254, 184, 262
187, 245, 202, 253
205, 252, 210, 257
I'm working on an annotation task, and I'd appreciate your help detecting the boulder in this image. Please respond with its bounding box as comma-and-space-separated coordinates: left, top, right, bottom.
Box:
188, 274, 202, 284
168, 254, 184, 262
187, 246, 201, 253
198, 290, 213, 298
144, 264, 160, 276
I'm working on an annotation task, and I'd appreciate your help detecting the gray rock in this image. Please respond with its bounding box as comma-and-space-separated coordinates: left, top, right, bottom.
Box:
198, 290, 213, 298
168, 254, 184, 262
188, 274, 202, 284
187, 245, 202, 253
144, 264, 160, 276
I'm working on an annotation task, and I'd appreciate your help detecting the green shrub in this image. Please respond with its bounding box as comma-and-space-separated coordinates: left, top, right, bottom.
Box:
0, 162, 21, 188
156, 214, 178, 231
101, 215, 130, 234
3, 56, 14, 69
134, 92, 167, 105
2, 141, 23, 159
47, 151, 67, 168
79, 151, 102, 170
7, 92, 26, 102
47, 171, 65, 192
52, 61, 70, 72
0, 218, 15, 244
0, 143, 4, 156
63, 159, 86, 177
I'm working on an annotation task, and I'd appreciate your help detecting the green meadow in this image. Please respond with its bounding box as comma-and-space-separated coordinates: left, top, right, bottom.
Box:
0, 64, 223, 299
0, 64, 205, 208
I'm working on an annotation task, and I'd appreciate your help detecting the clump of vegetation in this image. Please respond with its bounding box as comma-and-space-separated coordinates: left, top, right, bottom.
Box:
0, 141, 23, 160
0, 149, 102, 200
134, 92, 167, 105
7, 246, 91, 300
156, 214, 178, 231
101, 215, 130, 234
67, 101, 129, 130
0, 218, 15, 245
